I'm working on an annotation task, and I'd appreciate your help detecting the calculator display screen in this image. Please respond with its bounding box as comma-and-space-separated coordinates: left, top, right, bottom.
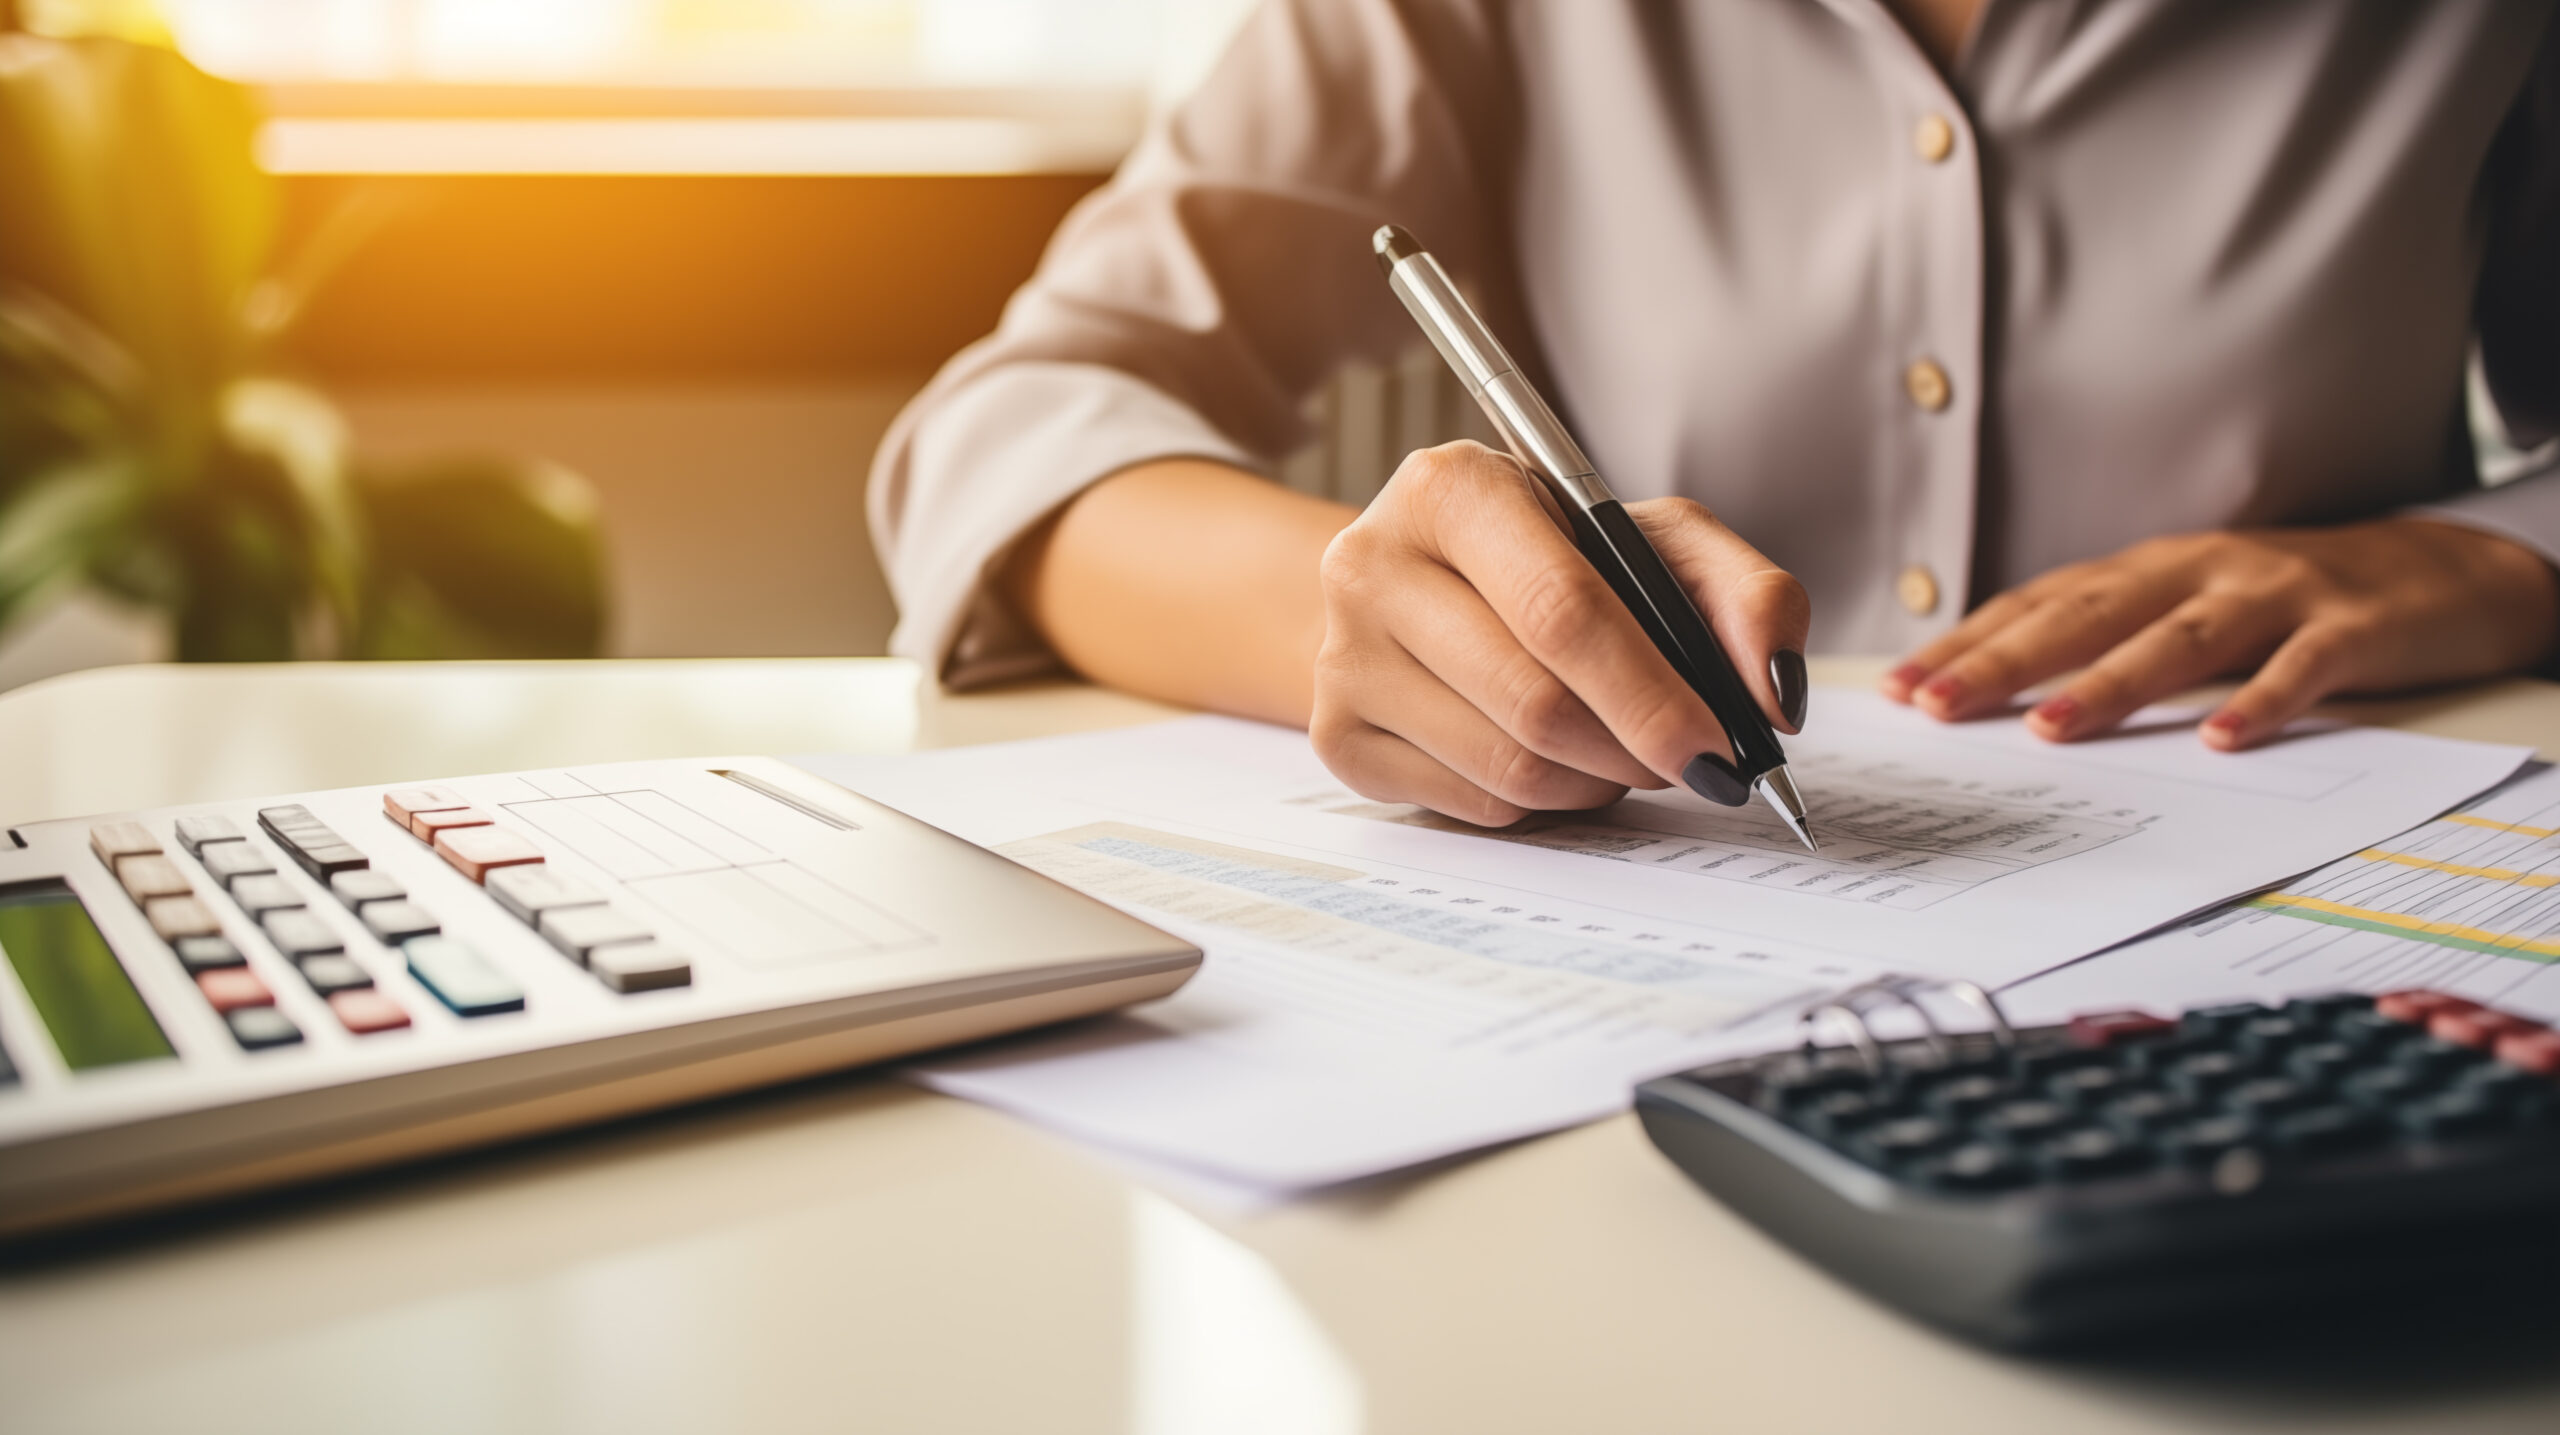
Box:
0, 880, 174, 1069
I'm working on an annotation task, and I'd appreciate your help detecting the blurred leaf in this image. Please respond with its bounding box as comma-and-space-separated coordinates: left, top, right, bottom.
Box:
353, 456, 607, 660
0, 451, 135, 637
0, 284, 137, 500
0, 32, 268, 457
221, 377, 361, 624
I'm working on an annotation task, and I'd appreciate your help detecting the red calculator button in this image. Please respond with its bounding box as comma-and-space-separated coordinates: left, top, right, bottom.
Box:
2376, 990, 2475, 1024
197, 967, 273, 1013
2068, 1011, 2177, 1048
329, 988, 412, 1035
2429, 1007, 2540, 1049
2494, 1028, 2560, 1076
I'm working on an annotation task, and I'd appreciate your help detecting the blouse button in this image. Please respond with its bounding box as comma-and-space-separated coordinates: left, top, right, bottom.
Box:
1897, 565, 1942, 617
1904, 358, 1952, 412
1913, 113, 1956, 163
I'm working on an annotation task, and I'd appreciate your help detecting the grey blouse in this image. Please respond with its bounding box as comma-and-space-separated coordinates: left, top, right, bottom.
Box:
869, 0, 2560, 684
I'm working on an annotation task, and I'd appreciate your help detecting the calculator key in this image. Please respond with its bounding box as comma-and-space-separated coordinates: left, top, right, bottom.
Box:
2163, 1050, 2253, 1099
2270, 1104, 2387, 1156
2396, 1089, 2510, 1140
296, 953, 374, 996
116, 853, 193, 903
2496, 1028, 2560, 1075
2099, 1089, 2193, 1136
174, 813, 244, 855
1795, 1088, 1888, 1138
537, 903, 651, 963
1925, 1142, 2032, 1192
2159, 1113, 2259, 1165
2046, 1065, 2130, 1108
328, 869, 406, 908
328, 988, 411, 1034
199, 840, 277, 885
2390, 1037, 2481, 1081
2340, 1064, 2431, 1108
1981, 1098, 2071, 1143
359, 900, 440, 944
228, 873, 305, 918
145, 895, 221, 941
2284, 1040, 2359, 1086
1922, 1073, 2012, 1121
2429, 1007, 2541, 1050
409, 806, 495, 842
172, 934, 246, 974
87, 821, 160, 869
2065, 1010, 2177, 1048
588, 939, 691, 993
2328, 1009, 2420, 1053
2376, 990, 2474, 1024
2179, 1002, 2268, 1038
1853, 1115, 1957, 1166
2450, 1061, 2548, 1108
2280, 992, 2372, 1026
261, 908, 344, 959
2221, 1076, 2318, 1119
435, 824, 544, 882
2233, 1014, 2303, 1056
289, 843, 371, 880
2037, 1127, 2152, 1181
404, 935, 526, 1016
484, 865, 606, 925
383, 786, 468, 825
196, 966, 274, 1013
223, 1004, 302, 1050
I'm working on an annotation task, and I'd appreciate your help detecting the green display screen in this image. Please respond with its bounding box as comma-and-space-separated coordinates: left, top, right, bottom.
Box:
0, 880, 174, 1070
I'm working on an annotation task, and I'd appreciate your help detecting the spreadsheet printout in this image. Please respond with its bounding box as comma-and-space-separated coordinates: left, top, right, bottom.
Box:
795, 702, 2523, 1190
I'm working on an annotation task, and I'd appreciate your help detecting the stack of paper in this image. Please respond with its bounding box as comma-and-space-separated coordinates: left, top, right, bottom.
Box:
793, 693, 2526, 1198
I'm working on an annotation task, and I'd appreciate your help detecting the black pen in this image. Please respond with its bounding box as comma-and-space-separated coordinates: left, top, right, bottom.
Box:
1373, 224, 1818, 851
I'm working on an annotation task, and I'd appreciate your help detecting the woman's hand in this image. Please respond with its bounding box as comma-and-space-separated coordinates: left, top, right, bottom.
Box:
1881, 519, 2560, 748
1311, 441, 1809, 827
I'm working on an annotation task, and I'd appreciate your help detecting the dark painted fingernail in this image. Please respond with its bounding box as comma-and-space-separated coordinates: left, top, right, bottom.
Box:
1683, 752, 1751, 806
1772, 649, 1808, 730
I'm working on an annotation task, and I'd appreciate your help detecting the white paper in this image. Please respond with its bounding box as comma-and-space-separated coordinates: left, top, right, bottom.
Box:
2007, 762, 2560, 1027
793, 697, 2525, 1192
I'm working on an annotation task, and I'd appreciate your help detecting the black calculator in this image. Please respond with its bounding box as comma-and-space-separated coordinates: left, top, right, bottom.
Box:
1636, 984, 2560, 1349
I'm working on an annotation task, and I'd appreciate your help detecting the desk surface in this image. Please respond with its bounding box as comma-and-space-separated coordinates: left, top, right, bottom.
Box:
4, 657, 2558, 1435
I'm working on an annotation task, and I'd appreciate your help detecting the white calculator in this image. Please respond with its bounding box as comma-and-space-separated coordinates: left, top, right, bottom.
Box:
0, 757, 1199, 1237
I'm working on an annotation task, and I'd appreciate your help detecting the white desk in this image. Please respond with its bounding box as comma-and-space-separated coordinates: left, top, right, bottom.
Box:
3, 658, 2558, 1434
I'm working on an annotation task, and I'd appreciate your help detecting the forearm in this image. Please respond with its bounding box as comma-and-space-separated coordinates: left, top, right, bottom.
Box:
1001, 459, 1356, 726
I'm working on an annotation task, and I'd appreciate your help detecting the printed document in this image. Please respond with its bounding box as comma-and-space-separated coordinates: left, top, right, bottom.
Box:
794, 695, 2524, 1192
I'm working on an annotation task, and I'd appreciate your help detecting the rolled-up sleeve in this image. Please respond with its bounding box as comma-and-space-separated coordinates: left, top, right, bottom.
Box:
2409, 23, 2560, 559
867, 0, 1516, 686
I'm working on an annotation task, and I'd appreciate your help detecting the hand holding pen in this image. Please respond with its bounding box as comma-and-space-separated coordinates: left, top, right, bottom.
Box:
1304, 225, 1818, 849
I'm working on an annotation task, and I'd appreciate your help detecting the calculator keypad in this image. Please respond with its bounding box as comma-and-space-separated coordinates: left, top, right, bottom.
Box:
1744, 991, 2559, 1193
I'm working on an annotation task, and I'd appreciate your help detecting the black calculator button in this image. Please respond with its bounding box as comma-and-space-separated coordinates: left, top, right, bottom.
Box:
1981, 1098, 2072, 1143
2341, 1064, 2430, 1108
2390, 1037, 2482, 1081
2037, 1127, 2153, 1181
1756, 1054, 1870, 1110
2099, 1089, 2193, 1136
2284, 1040, 2359, 1085
1925, 1142, 2033, 1192
2221, 1076, 2319, 1120
1794, 1089, 1887, 1138
2448, 1063, 2549, 1110
223, 1005, 302, 1051
296, 953, 374, 996
2233, 1014, 2304, 1056
1853, 1115, 1957, 1166
2045, 1065, 2130, 1108
2328, 1009, 2418, 1052
2164, 1050, 2254, 1099
2270, 1104, 2388, 1156
1922, 1073, 2012, 1121
2160, 1113, 2260, 1165
2281, 992, 2372, 1026
2010, 1044, 2114, 1082
2180, 1002, 2268, 1038
2395, 1089, 2510, 1141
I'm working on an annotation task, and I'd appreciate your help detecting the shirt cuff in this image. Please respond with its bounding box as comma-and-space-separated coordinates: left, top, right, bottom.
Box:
871, 361, 1263, 690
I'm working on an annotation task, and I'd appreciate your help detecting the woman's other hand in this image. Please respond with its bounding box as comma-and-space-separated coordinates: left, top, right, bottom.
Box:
1311, 441, 1809, 827
1881, 519, 2560, 748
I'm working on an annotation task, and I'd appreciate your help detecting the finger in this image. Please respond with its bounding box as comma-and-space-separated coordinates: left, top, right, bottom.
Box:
1311, 713, 1537, 828
1909, 575, 2185, 721
1345, 641, 1633, 811
2200, 621, 2365, 751
1626, 497, 1814, 732
2022, 594, 2290, 741
1403, 447, 1730, 780
1374, 556, 1663, 790
1881, 589, 2038, 702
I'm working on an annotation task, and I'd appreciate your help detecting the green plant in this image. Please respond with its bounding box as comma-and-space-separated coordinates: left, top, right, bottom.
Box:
0, 27, 606, 662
